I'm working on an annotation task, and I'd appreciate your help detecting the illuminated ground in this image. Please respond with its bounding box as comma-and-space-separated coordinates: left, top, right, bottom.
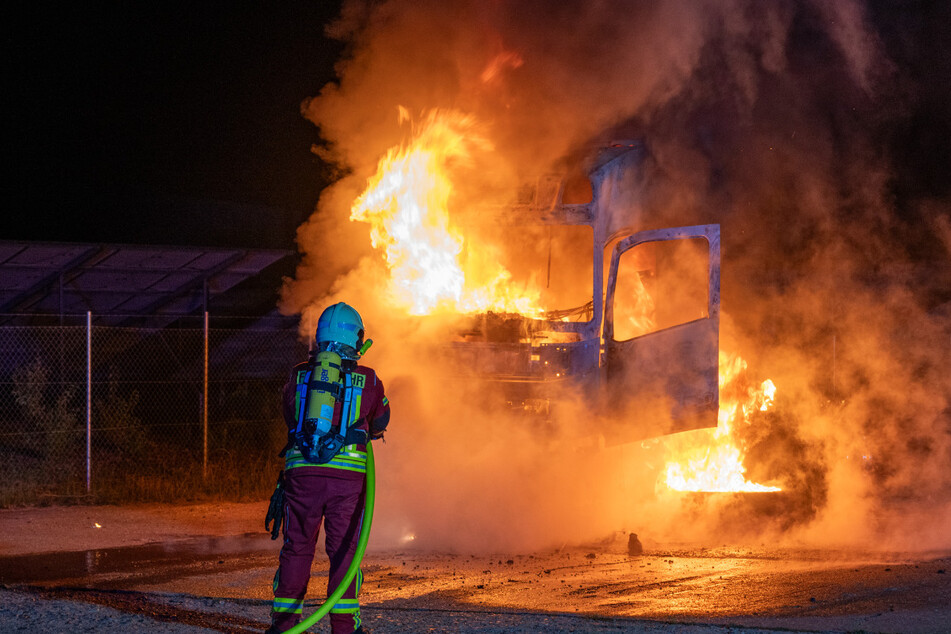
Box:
1, 503, 949, 633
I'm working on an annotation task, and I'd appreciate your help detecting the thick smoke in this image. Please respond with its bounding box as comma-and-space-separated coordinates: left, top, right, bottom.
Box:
282, 0, 951, 552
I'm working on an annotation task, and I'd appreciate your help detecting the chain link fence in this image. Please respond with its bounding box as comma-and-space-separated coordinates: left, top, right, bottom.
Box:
0, 314, 307, 506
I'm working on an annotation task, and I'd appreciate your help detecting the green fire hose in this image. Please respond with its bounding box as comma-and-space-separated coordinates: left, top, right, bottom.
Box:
284, 442, 376, 634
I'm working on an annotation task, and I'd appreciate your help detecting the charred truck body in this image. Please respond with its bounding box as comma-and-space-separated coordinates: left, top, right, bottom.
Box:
444, 143, 720, 441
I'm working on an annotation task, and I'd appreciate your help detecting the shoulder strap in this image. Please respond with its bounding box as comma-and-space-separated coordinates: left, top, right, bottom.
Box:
294, 368, 312, 438
339, 371, 354, 438
339, 371, 367, 447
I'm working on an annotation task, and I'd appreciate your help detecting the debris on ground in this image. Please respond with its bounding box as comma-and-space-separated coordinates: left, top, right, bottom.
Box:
628, 533, 644, 556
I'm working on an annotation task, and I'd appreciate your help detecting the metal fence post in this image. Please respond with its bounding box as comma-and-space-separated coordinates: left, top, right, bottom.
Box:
203, 310, 209, 480
86, 310, 92, 494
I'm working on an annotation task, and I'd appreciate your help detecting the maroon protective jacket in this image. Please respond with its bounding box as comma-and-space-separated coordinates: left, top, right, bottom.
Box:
270, 359, 390, 633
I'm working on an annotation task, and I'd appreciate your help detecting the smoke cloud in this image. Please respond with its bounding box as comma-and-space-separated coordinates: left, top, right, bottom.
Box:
282, 0, 951, 553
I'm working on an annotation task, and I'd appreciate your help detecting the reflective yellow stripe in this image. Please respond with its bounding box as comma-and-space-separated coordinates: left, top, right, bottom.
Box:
321, 456, 367, 473
328, 569, 362, 629
285, 460, 366, 473
330, 578, 361, 629
330, 458, 365, 468
285, 445, 368, 473
272, 597, 304, 614
285, 445, 365, 461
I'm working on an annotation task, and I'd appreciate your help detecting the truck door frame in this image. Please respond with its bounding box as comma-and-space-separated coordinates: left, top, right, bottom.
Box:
601, 224, 721, 438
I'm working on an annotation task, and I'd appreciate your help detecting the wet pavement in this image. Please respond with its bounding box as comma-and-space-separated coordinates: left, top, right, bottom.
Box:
2, 533, 950, 632
0, 534, 278, 587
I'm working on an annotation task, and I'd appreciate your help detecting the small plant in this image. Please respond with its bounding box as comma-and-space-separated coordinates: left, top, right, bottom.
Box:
94, 378, 147, 458
11, 358, 81, 473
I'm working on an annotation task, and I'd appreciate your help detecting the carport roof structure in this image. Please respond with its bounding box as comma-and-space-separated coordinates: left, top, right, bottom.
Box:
0, 240, 292, 318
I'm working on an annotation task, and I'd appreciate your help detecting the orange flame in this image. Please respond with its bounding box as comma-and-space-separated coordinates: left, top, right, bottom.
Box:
614, 269, 656, 339
350, 109, 541, 316
352, 110, 779, 495
663, 351, 781, 492
611, 240, 659, 340
480, 50, 524, 84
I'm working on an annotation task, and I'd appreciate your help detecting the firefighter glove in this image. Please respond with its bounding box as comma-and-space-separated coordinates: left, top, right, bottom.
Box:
265, 470, 286, 540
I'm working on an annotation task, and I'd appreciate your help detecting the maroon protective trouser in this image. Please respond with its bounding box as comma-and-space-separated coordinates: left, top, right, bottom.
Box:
270, 469, 365, 633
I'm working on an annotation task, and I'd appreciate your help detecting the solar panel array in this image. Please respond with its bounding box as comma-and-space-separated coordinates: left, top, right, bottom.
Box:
0, 240, 291, 318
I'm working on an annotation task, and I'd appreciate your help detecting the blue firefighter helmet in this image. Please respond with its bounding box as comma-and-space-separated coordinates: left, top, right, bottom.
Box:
315, 302, 364, 359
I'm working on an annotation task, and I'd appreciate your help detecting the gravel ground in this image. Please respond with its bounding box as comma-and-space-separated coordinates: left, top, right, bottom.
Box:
0, 588, 821, 633
3, 504, 948, 633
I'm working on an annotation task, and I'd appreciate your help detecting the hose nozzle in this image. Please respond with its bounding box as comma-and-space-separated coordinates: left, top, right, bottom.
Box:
358, 339, 373, 357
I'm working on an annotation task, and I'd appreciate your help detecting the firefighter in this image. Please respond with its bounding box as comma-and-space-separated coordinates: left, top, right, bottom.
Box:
265, 302, 390, 634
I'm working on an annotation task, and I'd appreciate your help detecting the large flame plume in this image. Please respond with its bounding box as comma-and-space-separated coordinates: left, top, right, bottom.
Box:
349, 109, 541, 316
349, 113, 780, 505
664, 352, 781, 493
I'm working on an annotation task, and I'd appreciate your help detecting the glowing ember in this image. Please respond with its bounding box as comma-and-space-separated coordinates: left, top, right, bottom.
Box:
663, 352, 781, 493
350, 109, 541, 316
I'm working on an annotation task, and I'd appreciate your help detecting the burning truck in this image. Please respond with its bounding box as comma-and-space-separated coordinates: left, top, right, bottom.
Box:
343, 111, 780, 496
351, 120, 718, 432
428, 142, 721, 445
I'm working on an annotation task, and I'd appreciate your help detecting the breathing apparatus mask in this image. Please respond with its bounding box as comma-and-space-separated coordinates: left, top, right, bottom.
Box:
316, 339, 362, 362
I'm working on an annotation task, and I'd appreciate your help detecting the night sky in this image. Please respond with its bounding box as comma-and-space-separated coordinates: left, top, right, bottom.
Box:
3, 2, 343, 249
2, 1, 950, 251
